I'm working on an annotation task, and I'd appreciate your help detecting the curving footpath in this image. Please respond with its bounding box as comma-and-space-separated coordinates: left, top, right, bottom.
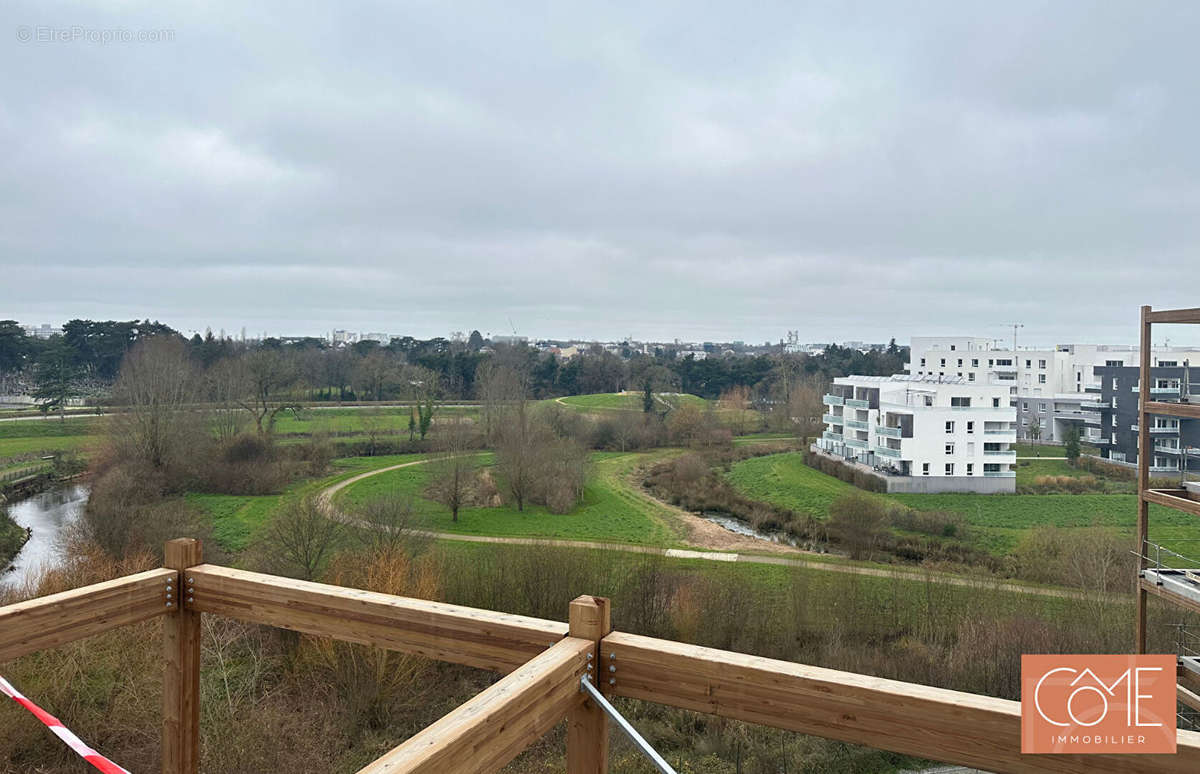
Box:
317, 456, 1098, 602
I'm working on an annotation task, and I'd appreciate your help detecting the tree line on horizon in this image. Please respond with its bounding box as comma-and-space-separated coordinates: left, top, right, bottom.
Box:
0, 318, 908, 410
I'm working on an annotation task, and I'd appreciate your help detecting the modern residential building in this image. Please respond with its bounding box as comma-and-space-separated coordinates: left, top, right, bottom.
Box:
1085, 364, 1200, 476
906, 336, 1200, 443
815, 374, 1017, 493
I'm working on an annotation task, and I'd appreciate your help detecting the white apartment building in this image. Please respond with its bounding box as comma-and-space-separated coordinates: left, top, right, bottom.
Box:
906, 336, 1200, 443
815, 374, 1017, 493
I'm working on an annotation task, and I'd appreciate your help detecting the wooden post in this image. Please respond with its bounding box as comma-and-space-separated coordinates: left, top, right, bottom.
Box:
1137, 305, 1151, 654
567, 595, 611, 774
163, 538, 202, 774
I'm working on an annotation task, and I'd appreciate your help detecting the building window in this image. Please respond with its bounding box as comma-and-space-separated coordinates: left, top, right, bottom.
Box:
966, 421, 974, 434
945, 463, 955, 475
922, 463, 930, 476
968, 372, 975, 382
1022, 401, 1029, 410
945, 421, 955, 433
1159, 360, 1178, 367
1039, 359, 1046, 369
940, 358, 946, 367
971, 358, 979, 367
966, 463, 974, 476
1106, 360, 1123, 367
992, 397, 1001, 407
1038, 374, 1046, 384
1025, 359, 1032, 369
1039, 403, 1046, 412
951, 396, 971, 407
945, 443, 955, 455
950, 344, 956, 351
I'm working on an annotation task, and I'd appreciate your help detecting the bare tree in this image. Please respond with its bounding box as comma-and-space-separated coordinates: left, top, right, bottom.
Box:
109, 337, 203, 471
205, 357, 251, 442
359, 407, 388, 456
257, 496, 343, 581
827, 493, 889, 561
424, 419, 479, 522
236, 349, 297, 434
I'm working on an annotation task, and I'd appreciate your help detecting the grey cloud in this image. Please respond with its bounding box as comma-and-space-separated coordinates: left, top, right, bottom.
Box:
2, 0, 1199, 345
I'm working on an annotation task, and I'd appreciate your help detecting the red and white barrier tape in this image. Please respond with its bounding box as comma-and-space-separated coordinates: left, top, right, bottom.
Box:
0, 674, 131, 774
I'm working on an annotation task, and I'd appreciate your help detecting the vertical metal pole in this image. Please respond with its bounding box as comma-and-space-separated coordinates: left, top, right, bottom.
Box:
568, 596, 611, 774
1137, 306, 1152, 654
163, 538, 202, 774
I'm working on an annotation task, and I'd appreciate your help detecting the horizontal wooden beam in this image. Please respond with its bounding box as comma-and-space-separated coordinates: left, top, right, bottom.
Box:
356, 636, 592, 774
1141, 576, 1200, 617
186, 565, 568, 672
1144, 401, 1200, 420
602, 631, 1200, 773
0, 568, 175, 663
1146, 308, 1200, 325
1144, 489, 1200, 518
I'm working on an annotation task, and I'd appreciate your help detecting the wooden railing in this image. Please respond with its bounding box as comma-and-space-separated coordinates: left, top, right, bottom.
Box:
3, 537, 1200, 773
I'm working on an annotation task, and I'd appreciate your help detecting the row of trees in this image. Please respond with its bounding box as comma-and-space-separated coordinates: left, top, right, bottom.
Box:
2, 319, 907, 409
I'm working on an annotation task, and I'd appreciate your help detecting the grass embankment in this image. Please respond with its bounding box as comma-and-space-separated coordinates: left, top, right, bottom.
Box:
552, 392, 708, 412
334, 450, 679, 545
726, 451, 1188, 557
0, 512, 29, 569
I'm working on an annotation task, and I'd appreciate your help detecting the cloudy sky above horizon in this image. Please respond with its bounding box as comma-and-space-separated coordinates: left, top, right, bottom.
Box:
3, 1, 1200, 347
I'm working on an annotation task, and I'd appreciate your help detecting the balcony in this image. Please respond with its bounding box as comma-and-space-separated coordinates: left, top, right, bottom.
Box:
822, 413, 843, 425
844, 438, 868, 450
874, 446, 901, 459
1151, 425, 1181, 434
822, 430, 843, 442
1155, 444, 1182, 455
822, 394, 844, 406
983, 470, 1016, 478
843, 418, 868, 430
1150, 465, 1181, 473
877, 425, 903, 439
983, 450, 1016, 457
845, 398, 869, 409
1081, 399, 1109, 409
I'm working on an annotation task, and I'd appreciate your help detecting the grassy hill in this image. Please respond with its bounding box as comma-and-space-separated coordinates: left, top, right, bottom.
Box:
725, 450, 1184, 557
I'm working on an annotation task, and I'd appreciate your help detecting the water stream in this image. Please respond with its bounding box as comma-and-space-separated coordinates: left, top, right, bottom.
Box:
1, 484, 88, 589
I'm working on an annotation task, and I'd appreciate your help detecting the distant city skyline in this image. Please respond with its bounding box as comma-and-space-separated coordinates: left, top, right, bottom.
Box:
11, 315, 1200, 351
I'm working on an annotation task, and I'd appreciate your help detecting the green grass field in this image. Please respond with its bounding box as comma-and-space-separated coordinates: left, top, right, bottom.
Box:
724, 451, 1184, 557
186, 454, 433, 551
335, 450, 678, 545
552, 392, 708, 412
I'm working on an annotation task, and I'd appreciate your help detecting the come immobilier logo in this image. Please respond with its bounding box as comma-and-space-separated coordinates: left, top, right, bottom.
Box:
1022, 654, 1177, 754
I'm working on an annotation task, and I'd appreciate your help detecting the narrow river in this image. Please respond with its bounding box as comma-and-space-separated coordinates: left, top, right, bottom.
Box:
1, 484, 88, 589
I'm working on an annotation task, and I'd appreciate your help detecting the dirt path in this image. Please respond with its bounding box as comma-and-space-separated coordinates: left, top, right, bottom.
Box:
316, 456, 1096, 602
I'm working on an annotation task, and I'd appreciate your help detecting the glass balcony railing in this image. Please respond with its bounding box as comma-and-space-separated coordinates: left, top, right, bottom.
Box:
983, 429, 1015, 435
1081, 399, 1109, 409
822, 430, 843, 442
983, 470, 1016, 478
874, 446, 901, 458
822, 413, 842, 425
822, 394, 844, 406
843, 418, 868, 430
844, 438, 868, 449
1151, 426, 1181, 434
1155, 444, 1182, 455
983, 450, 1015, 456
845, 398, 869, 409
876, 426, 903, 438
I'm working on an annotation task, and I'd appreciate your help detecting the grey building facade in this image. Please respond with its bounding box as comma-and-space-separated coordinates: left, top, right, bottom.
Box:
1089, 365, 1200, 474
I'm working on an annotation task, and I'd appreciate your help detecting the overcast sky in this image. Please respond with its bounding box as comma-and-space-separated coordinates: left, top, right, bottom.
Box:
3, 2, 1199, 346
